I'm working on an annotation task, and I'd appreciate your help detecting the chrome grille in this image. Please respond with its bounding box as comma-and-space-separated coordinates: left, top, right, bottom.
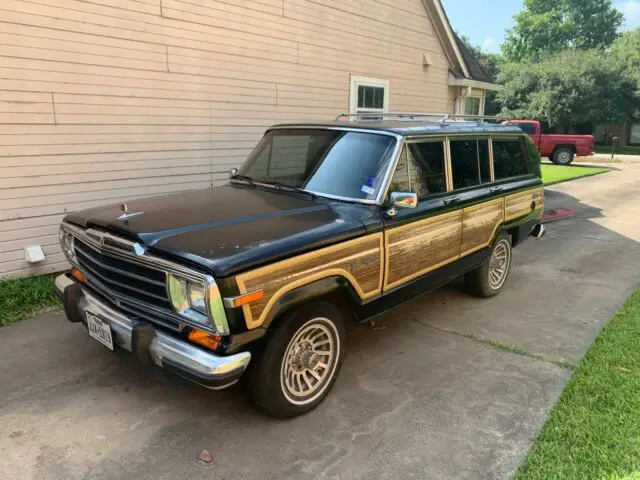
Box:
72, 236, 181, 331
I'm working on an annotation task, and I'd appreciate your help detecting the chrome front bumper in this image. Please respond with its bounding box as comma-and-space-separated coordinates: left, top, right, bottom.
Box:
54, 274, 251, 390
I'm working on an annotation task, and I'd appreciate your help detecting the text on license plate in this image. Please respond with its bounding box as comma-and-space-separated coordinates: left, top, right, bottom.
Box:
87, 313, 114, 351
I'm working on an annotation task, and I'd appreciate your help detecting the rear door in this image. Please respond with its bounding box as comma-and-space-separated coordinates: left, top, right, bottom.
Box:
447, 137, 504, 257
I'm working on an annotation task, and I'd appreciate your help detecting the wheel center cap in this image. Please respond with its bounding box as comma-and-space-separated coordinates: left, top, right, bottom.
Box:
297, 349, 320, 370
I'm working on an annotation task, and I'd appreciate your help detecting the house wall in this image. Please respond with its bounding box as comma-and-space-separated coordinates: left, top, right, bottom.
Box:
594, 123, 631, 146
0, 0, 454, 279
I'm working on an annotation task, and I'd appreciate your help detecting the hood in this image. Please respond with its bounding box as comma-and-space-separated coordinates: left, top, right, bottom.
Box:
64, 185, 378, 276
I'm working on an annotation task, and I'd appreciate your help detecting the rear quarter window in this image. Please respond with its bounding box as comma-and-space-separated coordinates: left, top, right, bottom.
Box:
523, 136, 542, 179
492, 138, 529, 180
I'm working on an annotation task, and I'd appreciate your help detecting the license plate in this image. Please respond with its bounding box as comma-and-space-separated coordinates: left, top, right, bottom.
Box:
87, 313, 114, 351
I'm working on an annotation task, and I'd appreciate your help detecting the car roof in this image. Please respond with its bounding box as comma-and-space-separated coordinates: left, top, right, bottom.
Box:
269, 120, 525, 137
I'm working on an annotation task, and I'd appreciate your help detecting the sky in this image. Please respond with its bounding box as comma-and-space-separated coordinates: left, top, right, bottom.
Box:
441, 0, 640, 53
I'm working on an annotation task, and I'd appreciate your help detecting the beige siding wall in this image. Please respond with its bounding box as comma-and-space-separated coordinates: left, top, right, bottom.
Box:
0, 0, 453, 279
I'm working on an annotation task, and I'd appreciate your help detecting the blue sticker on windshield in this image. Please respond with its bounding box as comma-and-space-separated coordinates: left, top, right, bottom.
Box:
366, 176, 377, 188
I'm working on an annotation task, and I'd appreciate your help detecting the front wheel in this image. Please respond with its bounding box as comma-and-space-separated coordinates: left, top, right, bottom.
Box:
465, 232, 512, 298
247, 302, 346, 418
551, 147, 574, 165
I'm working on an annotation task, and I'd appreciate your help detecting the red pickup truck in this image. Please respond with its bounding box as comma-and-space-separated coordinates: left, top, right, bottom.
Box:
506, 120, 594, 165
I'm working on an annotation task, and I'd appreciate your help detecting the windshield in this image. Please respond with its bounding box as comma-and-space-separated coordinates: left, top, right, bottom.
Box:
237, 129, 397, 201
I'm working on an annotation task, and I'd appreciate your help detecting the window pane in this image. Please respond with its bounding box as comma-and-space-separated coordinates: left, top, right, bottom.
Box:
464, 97, 480, 115
516, 123, 536, 135
306, 132, 395, 199
389, 147, 410, 192
388, 142, 445, 197
630, 123, 640, 144
357, 85, 385, 110
493, 138, 529, 179
240, 130, 396, 200
408, 142, 446, 195
478, 140, 490, 183
450, 139, 481, 189
269, 135, 311, 181
373, 87, 384, 109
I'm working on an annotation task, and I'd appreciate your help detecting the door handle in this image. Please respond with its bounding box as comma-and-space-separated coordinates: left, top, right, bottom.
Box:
443, 196, 460, 205
490, 187, 503, 194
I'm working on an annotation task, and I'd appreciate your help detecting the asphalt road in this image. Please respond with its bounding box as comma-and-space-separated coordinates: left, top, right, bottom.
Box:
2, 162, 639, 480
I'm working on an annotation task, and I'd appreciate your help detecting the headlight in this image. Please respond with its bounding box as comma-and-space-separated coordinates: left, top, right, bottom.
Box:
167, 274, 211, 327
59, 227, 76, 264
188, 282, 207, 314
167, 275, 190, 313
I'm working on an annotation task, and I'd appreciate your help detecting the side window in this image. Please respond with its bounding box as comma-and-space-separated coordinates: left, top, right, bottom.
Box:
388, 141, 446, 197
450, 139, 490, 189
493, 138, 529, 179
408, 141, 446, 195
388, 147, 411, 192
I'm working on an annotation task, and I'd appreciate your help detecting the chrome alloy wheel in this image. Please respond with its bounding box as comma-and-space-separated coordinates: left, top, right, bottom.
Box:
280, 318, 339, 405
488, 239, 511, 290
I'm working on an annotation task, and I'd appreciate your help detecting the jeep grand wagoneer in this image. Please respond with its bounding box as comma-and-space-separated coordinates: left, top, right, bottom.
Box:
55, 113, 545, 417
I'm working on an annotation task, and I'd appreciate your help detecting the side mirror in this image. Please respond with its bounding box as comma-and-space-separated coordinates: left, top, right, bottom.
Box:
390, 192, 418, 209
229, 167, 238, 178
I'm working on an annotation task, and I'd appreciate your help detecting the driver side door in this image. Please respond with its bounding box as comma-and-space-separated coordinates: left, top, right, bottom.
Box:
382, 138, 463, 291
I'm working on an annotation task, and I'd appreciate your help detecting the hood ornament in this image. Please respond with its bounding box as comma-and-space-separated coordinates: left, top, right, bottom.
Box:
118, 203, 144, 221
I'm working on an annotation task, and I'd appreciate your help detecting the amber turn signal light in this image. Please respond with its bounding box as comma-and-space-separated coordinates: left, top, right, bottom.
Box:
188, 328, 221, 351
228, 289, 264, 308
71, 268, 86, 282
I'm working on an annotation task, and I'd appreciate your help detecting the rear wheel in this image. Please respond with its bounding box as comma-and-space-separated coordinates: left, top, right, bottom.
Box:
465, 232, 512, 298
247, 301, 346, 418
551, 147, 574, 165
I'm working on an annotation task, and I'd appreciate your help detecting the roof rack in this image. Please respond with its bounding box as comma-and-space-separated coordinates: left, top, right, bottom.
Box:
334, 112, 511, 126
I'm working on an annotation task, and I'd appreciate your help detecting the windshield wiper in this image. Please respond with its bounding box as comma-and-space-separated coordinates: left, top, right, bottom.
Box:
270, 182, 317, 200
230, 174, 254, 187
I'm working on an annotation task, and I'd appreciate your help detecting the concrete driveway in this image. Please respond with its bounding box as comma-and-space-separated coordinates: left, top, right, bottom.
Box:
2, 163, 640, 480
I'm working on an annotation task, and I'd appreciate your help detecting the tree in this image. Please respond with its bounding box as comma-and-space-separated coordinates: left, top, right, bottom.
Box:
502, 0, 624, 61
612, 27, 640, 87
497, 49, 639, 131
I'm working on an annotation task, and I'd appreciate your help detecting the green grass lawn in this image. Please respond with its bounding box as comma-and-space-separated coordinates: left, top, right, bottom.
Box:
515, 287, 640, 480
0, 275, 60, 326
594, 144, 640, 156
542, 164, 609, 185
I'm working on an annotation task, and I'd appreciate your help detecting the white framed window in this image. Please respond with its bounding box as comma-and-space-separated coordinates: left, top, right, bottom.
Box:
349, 75, 389, 115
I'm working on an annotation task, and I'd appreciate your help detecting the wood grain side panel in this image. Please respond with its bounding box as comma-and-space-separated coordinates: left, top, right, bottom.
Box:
236, 233, 383, 329
460, 198, 504, 256
384, 210, 462, 290
505, 188, 544, 221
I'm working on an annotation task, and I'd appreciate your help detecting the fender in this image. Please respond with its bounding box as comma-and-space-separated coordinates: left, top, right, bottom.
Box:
219, 275, 362, 355
260, 275, 362, 330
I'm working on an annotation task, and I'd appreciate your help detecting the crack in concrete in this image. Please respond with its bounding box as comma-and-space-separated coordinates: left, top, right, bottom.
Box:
391, 313, 577, 371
